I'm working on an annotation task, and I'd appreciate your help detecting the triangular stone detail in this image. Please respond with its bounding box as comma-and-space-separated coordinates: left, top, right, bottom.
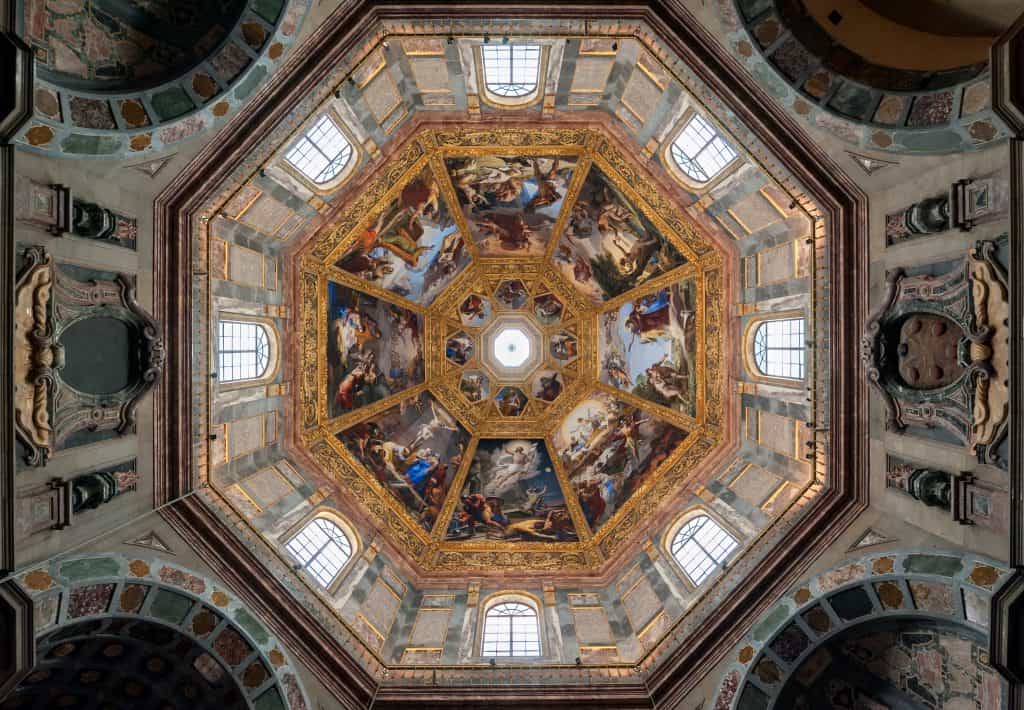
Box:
847, 528, 894, 552
845, 150, 898, 176
124, 530, 176, 555
127, 154, 177, 179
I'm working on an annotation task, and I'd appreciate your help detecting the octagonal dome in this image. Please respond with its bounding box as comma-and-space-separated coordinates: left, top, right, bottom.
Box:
159, 5, 862, 700
296, 124, 728, 572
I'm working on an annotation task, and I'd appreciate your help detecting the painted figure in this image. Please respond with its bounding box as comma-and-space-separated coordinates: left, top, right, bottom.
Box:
445, 155, 577, 257
335, 166, 468, 304
338, 393, 468, 532
447, 439, 577, 543
327, 283, 422, 418
552, 393, 686, 531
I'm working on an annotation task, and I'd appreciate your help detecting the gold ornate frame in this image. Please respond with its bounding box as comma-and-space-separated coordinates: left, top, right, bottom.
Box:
297, 126, 725, 572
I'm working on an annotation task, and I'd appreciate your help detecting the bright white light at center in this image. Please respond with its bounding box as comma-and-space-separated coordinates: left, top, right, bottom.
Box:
493, 328, 530, 368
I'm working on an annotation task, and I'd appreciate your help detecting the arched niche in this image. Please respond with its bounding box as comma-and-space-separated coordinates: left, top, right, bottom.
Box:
711, 549, 1010, 710
2, 616, 251, 710
12, 554, 310, 710
775, 617, 998, 709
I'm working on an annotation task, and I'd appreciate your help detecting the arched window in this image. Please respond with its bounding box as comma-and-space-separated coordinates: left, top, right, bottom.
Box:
670, 514, 738, 586
285, 114, 354, 185
753, 317, 805, 380
218, 320, 271, 382
481, 44, 542, 99
481, 599, 541, 657
285, 517, 354, 588
670, 113, 738, 183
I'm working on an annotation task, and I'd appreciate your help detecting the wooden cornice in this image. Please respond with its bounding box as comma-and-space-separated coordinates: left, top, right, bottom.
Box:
153, 2, 869, 707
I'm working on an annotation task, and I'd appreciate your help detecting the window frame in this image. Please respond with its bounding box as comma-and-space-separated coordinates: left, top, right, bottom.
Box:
216, 315, 280, 388
475, 43, 548, 108
742, 311, 807, 387
282, 511, 359, 593
279, 109, 360, 194
664, 109, 741, 190
478, 593, 544, 659
663, 508, 740, 589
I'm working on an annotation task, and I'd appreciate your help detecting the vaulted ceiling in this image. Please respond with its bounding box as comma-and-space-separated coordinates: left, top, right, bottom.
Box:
148, 2, 866, 706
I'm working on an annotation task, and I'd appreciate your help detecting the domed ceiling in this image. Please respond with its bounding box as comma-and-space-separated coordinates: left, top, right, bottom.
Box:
298, 126, 726, 572
154, 8, 866, 696
25, 0, 247, 90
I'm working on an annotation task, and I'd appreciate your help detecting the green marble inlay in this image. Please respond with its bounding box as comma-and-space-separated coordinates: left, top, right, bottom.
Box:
234, 65, 268, 101
234, 607, 270, 645
60, 557, 120, 581
752, 604, 789, 641
252, 0, 284, 24
60, 134, 122, 155
751, 64, 788, 100
150, 589, 193, 624
904, 554, 963, 577
254, 687, 286, 710
896, 130, 963, 152
151, 87, 195, 121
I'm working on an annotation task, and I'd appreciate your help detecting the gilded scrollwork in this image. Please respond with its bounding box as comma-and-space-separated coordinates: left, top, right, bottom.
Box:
296, 126, 730, 571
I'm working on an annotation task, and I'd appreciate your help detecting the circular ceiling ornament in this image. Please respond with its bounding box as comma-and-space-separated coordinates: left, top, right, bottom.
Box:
494, 328, 530, 368
298, 125, 729, 572
492, 327, 532, 368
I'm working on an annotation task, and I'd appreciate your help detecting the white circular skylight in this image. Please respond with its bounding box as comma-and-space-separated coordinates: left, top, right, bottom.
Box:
493, 328, 531, 368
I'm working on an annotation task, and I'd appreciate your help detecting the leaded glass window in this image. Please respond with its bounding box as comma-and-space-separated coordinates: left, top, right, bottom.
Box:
670, 515, 738, 586
481, 44, 542, 98
753, 318, 805, 379
218, 321, 270, 382
285, 114, 354, 184
670, 113, 738, 183
285, 518, 353, 588
481, 600, 541, 657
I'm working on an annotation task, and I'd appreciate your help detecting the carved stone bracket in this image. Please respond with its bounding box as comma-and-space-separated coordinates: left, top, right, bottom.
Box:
967, 240, 1010, 468
13, 246, 56, 466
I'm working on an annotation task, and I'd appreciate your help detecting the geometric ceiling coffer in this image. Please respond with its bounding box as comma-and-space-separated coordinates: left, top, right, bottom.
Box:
299, 125, 730, 573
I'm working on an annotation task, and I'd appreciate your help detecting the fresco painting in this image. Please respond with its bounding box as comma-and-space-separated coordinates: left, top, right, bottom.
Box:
550, 331, 578, 362
459, 294, 491, 327
553, 165, 685, 303
533, 293, 564, 325
552, 393, 687, 532
495, 279, 529, 309
445, 332, 474, 366
459, 371, 489, 403
335, 165, 470, 304
495, 386, 528, 417
446, 439, 579, 542
337, 392, 469, 532
326, 282, 423, 418
445, 155, 578, 256
599, 278, 698, 416
532, 370, 564, 402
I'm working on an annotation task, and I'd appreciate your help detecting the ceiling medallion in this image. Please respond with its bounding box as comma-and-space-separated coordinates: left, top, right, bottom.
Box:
299, 126, 729, 572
